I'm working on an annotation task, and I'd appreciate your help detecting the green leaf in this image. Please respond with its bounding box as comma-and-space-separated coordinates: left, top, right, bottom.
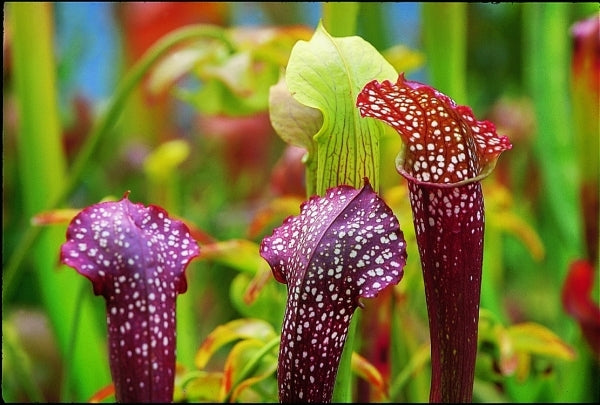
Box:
179, 49, 280, 116
284, 22, 397, 195
9, 4, 111, 400
421, 3, 467, 104
389, 343, 431, 399
229, 272, 286, 330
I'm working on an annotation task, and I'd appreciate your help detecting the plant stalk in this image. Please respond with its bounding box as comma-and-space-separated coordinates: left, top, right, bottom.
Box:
8, 3, 110, 400
321, 3, 362, 402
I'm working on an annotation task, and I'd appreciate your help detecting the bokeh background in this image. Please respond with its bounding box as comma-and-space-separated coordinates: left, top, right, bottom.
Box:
3, 2, 599, 403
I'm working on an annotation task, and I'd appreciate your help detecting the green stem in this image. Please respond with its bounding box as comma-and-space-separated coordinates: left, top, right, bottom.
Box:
422, 2, 467, 104
8, 3, 110, 400
321, 3, 362, 402
480, 205, 508, 323
359, 2, 391, 50
518, 3, 589, 402
523, 3, 584, 270
322, 2, 360, 37
389, 291, 430, 401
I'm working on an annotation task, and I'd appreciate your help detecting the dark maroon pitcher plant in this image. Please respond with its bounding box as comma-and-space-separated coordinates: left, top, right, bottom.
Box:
260, 180, 407, 403
357, 74, 512, 403
60, 192, 199, 403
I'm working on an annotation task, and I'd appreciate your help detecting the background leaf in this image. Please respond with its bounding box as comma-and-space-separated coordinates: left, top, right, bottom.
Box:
194, 318, 277, 369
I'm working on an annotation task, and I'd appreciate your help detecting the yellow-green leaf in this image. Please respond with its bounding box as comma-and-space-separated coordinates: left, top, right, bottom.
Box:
284, 22, 398, 195
176, 370, 223, 402
508, 322, 576, 361
221, 338, 278, 402
381, 44, 425, 75
197, 239, 264, 275
351, 352, 388, 401
143, 139, 190, 183
194, 318, 276, 369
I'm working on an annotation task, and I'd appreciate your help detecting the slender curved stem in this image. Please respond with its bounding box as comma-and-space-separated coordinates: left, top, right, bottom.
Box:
2, 321, 46, 402
59, 282, 89, 402
3, 24, 233, 306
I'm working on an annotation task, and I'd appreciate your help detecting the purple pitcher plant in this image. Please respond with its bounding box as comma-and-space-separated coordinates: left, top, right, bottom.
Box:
60, 192, 199, 402
260, 179, 407, 403
357, 74, 512, 402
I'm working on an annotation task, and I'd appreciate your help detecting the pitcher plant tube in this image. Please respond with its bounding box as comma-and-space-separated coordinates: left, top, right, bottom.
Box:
357, 74, 512, 402
60, 192, 200, 402
260, 179, 407, 403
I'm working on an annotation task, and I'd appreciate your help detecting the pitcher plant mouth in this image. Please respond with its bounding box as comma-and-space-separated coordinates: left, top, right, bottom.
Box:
260, 179, 407, 403
357, 73, 511, 402
395, 144, 501, 188
60, 192, 199, 403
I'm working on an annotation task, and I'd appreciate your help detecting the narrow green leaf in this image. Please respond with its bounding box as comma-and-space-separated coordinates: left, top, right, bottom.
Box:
322, 2, 360, 38
9, 3, 111, 400
147, 46, 213, 95
523, 3, 584, 273
224, 337, 279, 402
422, 3, 467, 104
2, 320, 45, 402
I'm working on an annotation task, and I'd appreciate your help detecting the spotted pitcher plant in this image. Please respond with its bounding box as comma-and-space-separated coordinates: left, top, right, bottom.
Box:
260, 180, 407, 402
266, 23, 403, 402
357, 74, 512, 402
60, 192, 199, 402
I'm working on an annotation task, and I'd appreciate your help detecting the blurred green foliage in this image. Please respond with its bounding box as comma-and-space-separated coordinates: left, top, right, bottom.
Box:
3, 2, 598, 403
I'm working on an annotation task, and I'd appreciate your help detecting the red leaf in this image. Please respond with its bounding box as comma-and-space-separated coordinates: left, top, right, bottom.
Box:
562, 259, 600, 360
